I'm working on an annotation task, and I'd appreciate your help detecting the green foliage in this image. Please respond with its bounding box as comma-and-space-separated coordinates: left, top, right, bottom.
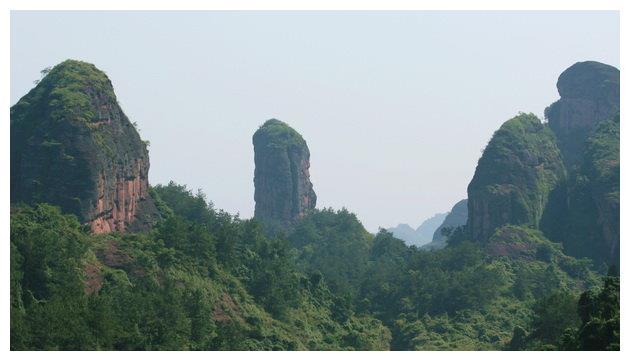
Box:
29, 60, 115, 124
563, 114, 620, 266
528, 291, 580, 348
253, 119, 307, 150
289, 208, 373, 298
568, 275, 619, 350
511, 275, 619, 351
11, 184, 391, 350
467, 113, 566, 241
11, 182, 609, 351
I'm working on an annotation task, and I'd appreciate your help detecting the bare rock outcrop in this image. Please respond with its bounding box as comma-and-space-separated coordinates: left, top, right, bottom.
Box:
545, 61, 619, 169
252, 119, 316, 230
11, 60, 159, 233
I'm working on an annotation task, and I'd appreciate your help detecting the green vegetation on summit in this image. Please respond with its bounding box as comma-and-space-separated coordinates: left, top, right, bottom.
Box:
467, 113, 565, 242
10, 59, 620, 351
11, 60, 158, 234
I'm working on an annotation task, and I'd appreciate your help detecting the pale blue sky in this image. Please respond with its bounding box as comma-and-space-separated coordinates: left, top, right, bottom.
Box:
11, 11, 620, 232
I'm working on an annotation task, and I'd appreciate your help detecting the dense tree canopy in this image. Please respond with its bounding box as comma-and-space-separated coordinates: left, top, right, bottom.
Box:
10, 182, 616, 350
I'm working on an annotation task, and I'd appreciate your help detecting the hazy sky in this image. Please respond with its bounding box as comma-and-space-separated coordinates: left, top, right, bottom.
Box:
11, 11, 619, 232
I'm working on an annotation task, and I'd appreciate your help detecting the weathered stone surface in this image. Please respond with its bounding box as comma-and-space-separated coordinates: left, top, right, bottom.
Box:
253, 119, 316, 230
545, 61, 620, 169
467, 113, 566, 242
11, 60, 159, 233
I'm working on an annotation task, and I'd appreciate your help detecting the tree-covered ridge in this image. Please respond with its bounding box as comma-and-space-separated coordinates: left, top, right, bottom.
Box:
10, 185, 391, 350
467, 113, 565, 242
289, 208, 373, 297
11, 190, 610, 350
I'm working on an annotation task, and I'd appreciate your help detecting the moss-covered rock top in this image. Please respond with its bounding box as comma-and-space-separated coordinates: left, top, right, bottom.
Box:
12, 59, 117, 125
253, 119, 308, 150
467, 113, 566, 242
470, 113, 564, 190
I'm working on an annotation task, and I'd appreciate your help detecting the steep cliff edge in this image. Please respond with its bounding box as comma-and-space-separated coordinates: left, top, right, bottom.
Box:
564, 114, 620, 266
544, 61, 620, 267
467, 113, 566, 242
253, 119, 316, 230
11, 60, 158, 233
545, 61, 619, 170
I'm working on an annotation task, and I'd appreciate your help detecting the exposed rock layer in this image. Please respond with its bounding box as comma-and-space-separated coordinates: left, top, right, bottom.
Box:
11, 60, 158, 233
253, 119, 316, 230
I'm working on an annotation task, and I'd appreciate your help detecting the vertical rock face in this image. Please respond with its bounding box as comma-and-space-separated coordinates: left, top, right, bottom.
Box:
545, 61, 620, 170
544, 61, 620, 266
467, 113, 566, 242
11, 60, 159, 233
563, 114, 620, 266
253, 119, 316, 230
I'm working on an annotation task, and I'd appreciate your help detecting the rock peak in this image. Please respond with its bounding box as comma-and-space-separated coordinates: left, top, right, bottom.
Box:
11, 60, 159, 233
467, 113, 565, 242
253, 119, 316, 230
546, 61, 620, 169
556, 61, 619, 100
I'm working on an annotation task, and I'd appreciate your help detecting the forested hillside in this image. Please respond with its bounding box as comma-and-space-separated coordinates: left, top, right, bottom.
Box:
9, 60, 620, 350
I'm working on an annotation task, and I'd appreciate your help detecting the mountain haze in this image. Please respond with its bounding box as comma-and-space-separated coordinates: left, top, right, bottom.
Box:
387, 212, 447, 246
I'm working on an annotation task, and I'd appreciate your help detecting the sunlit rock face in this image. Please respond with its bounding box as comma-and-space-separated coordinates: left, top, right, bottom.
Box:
11, 59, 159, 233
252, 119, 316, 231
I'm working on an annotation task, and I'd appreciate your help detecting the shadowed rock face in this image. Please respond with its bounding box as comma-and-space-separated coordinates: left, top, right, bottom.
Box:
542, 61, 620, 267
545, 61, 620, 170
253, 119, 316, 230
11, 60, 159, 233
467, 113, 566, 242
563, 114, 620, 266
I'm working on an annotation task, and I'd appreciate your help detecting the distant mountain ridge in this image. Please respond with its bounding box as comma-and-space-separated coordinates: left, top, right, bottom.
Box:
386, 212, 448, 246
